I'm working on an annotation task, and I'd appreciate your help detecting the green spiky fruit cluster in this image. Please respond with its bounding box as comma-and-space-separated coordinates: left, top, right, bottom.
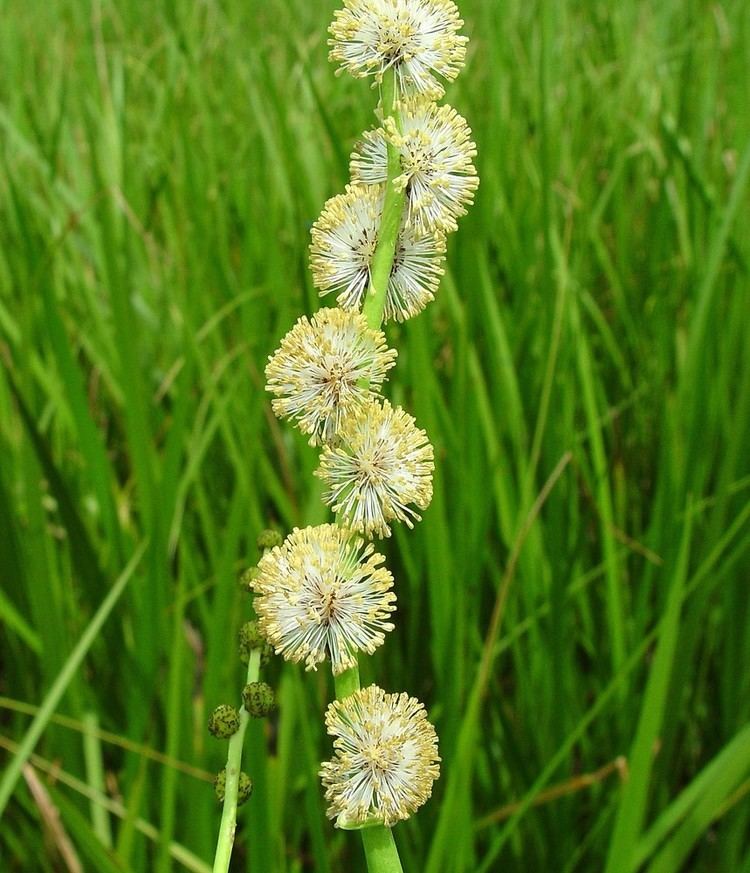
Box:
207, 704, 240, 739
238, 621, 273, 666
242, 681, 276, 718
214, 769, 253, 805
257, 529, 283, 550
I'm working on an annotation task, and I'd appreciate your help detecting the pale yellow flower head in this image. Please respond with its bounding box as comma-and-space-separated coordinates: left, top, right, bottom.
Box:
250, 525, 396, 675
351, 100, 479, 232
320, 684, 440, 827
265, 308, 397, 446
310, 185, 445, 323
315, 397, 434, 538
329, 0, 467, 99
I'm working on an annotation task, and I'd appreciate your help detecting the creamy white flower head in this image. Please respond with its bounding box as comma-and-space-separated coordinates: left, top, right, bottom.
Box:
320, 684, 440, 827
250, 525, 396, 675
329, 0, 467, 99
351, 100, 479, 232
315, 398, 434, 538
310, 185, 445, 323
265, 308, 397, 446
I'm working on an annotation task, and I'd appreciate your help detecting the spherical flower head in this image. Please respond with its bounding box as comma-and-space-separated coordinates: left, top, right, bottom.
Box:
249, 525, 396, 675
266, 308, 397, 445
310, 185, 445, 323
315, 398, 434, 538
351, 100, 479, 233
320, 684, 440, 828
329, 0, 468, 99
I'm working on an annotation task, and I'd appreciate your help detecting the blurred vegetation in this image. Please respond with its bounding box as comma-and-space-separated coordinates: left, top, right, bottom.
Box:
1, 0, 749, 870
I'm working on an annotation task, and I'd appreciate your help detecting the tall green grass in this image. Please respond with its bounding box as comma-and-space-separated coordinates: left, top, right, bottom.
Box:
1, 0, 749, 870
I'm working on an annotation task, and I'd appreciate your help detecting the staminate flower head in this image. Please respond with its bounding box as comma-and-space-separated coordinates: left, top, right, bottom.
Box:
320, 685, 440, 827
351, 100, 479, 232
265, 308, 397, 446
310, 185, 445, 323
315, 398, 433, 538
250, 525, 396, 675
329, 0, 467, 99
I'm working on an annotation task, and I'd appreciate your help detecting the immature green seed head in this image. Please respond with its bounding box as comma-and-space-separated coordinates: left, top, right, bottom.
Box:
214, 769, 253, 806
214, 769, 226, 801
238, 772, 254, 805
239, 621, 273, 666
257, 529, 283, 551
242, 681, 276, 718
207, 704, 240, 739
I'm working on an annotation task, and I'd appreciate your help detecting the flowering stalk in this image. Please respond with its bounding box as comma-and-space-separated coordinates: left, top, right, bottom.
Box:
332, 80, 407, 862
250, 2, 477, 871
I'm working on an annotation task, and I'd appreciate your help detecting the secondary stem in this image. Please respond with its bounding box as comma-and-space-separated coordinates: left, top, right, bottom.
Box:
212, 649, 261, 873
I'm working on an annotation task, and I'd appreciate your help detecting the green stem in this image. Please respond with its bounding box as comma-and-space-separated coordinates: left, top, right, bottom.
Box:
333, 662, 361, 700
212, 649, 261, 873
361, 827, 405, 873
333, 664, 404, 873
362, 69, 407, 331
342, 66, 409, 873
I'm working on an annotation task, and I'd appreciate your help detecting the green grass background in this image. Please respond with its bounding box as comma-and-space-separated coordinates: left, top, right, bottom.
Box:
1, 0, 749, 870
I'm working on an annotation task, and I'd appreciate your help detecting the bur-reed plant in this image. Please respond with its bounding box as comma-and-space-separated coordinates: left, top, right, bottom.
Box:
2, 0, 750, 870
210, 1, 478, 870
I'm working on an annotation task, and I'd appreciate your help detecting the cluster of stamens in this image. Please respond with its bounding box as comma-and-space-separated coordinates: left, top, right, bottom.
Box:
329, 0, 468, 98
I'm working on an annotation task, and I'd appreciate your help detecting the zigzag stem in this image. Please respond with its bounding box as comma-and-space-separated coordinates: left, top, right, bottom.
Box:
332, 66, 406, 873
